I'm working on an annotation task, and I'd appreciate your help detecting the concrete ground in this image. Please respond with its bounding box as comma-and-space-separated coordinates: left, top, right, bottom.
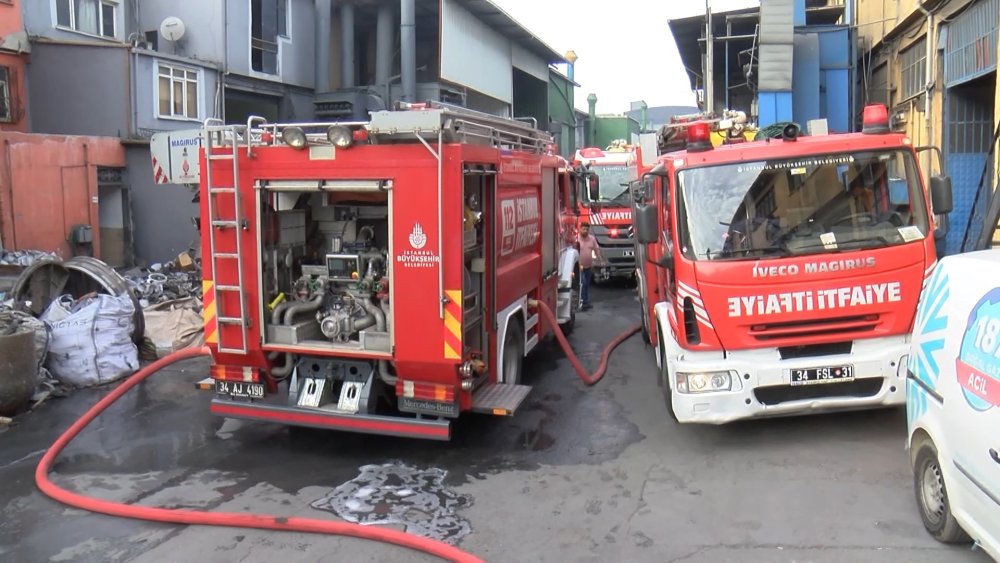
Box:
0, 284, 989, 562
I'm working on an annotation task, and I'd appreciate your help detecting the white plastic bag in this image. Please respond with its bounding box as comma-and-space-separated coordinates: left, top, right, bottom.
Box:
42, 293, 139, 387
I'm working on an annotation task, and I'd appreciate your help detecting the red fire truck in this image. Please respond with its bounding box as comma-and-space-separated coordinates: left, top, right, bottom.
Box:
198, 103, 585, 440
631, 105, 954, 424
573, 142, 642, 282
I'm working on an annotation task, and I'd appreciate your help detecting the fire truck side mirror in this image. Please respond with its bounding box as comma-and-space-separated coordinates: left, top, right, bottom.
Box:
930, 175, 953, 215
635, 204, 659, 244
587, 173, 600, 201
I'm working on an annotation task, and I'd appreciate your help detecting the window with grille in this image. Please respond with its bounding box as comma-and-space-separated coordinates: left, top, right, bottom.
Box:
0, 66, 10, 122
157, 63, 200, 120
868, 63, 890, 106
251, 0, 288, 74
900, 38, 927, 100
55, 0, 117, 38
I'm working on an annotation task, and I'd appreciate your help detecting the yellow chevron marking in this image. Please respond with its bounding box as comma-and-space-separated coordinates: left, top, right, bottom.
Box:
444, 341, 460, 359
444, 308, 461, 338
445, 289, 462, 305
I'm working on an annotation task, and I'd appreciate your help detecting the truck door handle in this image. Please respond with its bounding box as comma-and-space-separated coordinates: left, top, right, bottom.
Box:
990, 449, 1000, 464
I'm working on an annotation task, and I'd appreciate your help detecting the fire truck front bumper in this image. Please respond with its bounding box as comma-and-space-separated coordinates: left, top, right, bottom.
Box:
210, 397, 452, 440
668, 335, 909, 424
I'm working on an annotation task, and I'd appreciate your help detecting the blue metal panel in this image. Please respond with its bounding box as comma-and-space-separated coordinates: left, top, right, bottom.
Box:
944, 0, 1000, 87
817, 27, 850, 67
793, 0, 806, 27
793, 33, 820, 126
945, 153, 989, 254
823, 69, 850, 133
942, 80, 994, 255
758, 92, 794, 129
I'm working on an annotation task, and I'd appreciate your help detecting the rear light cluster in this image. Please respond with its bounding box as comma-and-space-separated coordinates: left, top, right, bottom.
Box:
211, 364, 259, 383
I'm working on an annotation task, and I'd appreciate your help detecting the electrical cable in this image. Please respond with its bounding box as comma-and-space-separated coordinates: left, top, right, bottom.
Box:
34, 346, 482, 563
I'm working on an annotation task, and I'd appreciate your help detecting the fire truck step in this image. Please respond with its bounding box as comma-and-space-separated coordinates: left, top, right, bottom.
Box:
471, 383, 532, 416
213, 253, 240, 260
211, 220, 239, 228
208, 154, 235, 161
209, 187, 237, 194
218, 316, 245, 325
215, 284, 242, 292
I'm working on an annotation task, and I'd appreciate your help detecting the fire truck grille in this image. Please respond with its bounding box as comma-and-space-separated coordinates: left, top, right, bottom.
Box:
753, 378, 884, 406
778, 341, 853, 359
749, 315, 879, 341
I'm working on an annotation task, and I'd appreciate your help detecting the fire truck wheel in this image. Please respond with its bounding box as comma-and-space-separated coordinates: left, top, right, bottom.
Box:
503, 318, 524, 385
657, 326, 679, 423
912, 441, 971, 543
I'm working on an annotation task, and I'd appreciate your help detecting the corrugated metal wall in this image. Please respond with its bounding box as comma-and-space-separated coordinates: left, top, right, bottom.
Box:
944, 0, 999, 87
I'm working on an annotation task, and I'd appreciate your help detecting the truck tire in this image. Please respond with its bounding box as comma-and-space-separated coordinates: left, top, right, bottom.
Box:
913, 442, 971, 543
502, 318, 524, 385
657, 325, 679, 423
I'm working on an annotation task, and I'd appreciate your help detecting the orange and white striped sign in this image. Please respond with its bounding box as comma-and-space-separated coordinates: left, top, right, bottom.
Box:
202, 280, 218, 345
443, 289, 462, 359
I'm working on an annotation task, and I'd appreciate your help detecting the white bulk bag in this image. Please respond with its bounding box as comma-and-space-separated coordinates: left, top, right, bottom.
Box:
42, 293, 139, 387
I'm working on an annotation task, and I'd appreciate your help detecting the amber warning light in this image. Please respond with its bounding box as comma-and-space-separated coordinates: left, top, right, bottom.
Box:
862, 104, 890, 135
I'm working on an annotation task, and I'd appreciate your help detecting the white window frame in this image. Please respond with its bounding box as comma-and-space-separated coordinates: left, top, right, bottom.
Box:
0, 66, 11, 123
155, 62, 202, 122
53, 0, 118, 39
248, 0, 291, 79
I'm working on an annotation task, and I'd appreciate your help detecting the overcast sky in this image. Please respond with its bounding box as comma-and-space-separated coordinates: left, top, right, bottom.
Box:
491, 0, 760, 114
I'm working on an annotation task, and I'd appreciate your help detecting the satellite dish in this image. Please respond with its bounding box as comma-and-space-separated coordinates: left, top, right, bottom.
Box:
159, 17, 186, 42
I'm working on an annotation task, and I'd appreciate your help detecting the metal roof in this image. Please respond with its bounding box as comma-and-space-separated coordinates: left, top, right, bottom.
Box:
445, 0, 566, 64
667, 3, 844, 91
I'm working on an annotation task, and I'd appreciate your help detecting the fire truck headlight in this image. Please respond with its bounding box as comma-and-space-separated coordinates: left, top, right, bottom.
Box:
676, 371, 735, 394
282, 126, 307, 149
327, 125, 353, 149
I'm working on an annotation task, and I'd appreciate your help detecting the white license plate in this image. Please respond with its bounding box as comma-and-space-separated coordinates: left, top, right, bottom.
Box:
789, 365, 854, 386
216, 380, 265, 399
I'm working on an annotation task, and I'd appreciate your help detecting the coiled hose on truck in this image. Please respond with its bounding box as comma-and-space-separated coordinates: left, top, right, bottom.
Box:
34, 306, 639, 561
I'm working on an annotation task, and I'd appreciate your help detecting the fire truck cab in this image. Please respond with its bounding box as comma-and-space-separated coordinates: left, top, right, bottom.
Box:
574, 141, 642, 282
199, 103, 582, 440
631, 105, 954, 424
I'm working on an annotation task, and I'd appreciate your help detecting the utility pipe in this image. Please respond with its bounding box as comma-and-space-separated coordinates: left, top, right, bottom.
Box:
316, 0, 332, 92
375, 4, 394, 86
340, 2, 356, 88
400, 0, 416, 102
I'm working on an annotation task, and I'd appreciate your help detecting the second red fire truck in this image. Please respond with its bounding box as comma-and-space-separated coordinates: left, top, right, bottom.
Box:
198, 103, 591, 440
631, 105, 954, 424
573, 142, 642, 282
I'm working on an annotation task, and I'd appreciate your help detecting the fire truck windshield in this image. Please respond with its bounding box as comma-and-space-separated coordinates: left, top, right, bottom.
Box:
676, 149, 930, 261
584, 164, 637, 204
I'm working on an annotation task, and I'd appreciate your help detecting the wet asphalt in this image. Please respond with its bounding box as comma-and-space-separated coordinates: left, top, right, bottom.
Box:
0, 282, 990, 562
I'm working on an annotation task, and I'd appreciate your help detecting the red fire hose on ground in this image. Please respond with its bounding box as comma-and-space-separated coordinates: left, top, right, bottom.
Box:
530, 299, 642, 386
34, 305, 638, 561
34, 346, 483, 563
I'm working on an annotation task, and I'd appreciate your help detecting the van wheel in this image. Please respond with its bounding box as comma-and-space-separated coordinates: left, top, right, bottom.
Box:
502, 318, 524, 385
913, 442, 971, 543
560, 298, 575, 336
657, 326, 679, 423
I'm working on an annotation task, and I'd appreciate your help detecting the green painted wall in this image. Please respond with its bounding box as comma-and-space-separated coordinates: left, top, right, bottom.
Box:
593, 116, 640, 149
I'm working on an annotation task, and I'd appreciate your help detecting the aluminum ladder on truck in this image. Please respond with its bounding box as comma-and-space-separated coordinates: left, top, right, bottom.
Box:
201, 122, 250, 355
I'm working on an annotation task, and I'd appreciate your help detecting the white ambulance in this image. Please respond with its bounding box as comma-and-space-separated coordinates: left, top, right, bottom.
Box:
908, 250, 1000, 558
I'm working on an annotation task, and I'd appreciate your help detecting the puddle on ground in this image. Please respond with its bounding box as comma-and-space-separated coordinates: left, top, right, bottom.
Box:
311, 462, 473, 544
